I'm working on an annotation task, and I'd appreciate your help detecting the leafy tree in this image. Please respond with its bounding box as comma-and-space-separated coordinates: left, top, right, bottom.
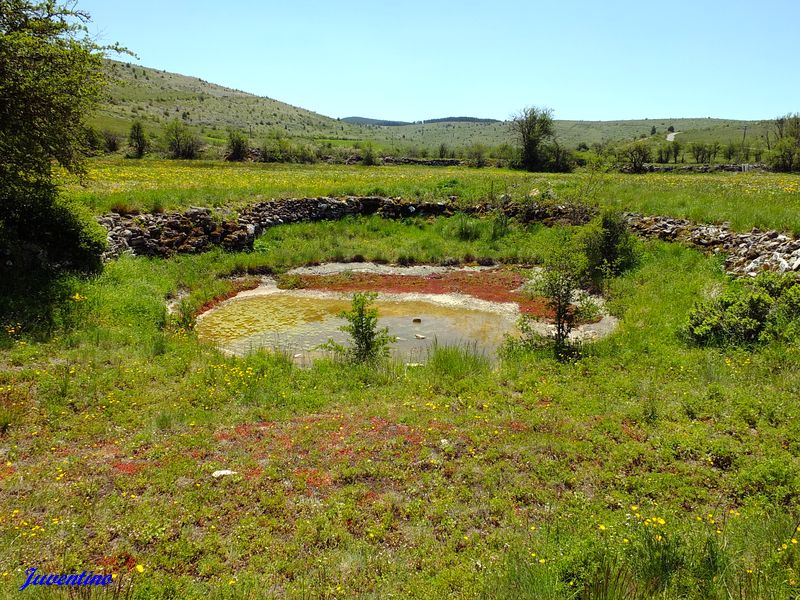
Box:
618, 140, 651, 173
128, 120, 148, 158
670, 140, 681, 164
163, 119, 201, 159
708, 141, 720, 163
689, 142, 709, 164
769, 137, 799, 172
667, 125, 675, 133
650, 125, 657, 136
510, 106, 555, 171
768, 113, 800, 172
1, 0, 115, 292
753, 142, 764, 162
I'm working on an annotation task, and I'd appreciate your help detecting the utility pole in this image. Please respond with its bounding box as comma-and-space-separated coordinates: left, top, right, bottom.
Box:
741, 126, 749, 171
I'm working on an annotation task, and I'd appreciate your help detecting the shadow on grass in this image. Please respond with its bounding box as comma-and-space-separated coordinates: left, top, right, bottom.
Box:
0, 264, 89, 342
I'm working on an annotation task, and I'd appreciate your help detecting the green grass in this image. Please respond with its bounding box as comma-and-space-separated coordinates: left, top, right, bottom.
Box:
65, 158, 800, 233
3, 215, 800, 598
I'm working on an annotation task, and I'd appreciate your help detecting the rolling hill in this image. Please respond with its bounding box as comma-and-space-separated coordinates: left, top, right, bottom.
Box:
94, 60, 775, 152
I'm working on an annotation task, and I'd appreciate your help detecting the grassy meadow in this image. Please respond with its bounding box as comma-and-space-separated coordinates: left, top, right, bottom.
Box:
3, 201, 800, 598
65, 158, 800, 233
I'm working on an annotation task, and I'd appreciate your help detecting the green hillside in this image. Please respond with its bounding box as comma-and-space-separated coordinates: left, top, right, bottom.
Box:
95, 60, 360, 142
95, 60, 774, 152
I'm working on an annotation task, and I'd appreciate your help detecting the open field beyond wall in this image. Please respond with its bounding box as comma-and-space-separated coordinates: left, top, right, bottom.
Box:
64, 159, 800, 234
3, 161, 800, 598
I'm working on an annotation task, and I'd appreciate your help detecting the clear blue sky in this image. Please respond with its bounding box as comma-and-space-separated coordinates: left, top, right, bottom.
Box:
80, 0, 799, 122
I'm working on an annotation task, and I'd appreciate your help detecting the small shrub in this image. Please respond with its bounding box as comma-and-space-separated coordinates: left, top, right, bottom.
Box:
84, 126, 103, 155
707, 437, 740, 471
260, 136, 317, 163
574, 294, 601, 323
529, 237, 587, 360
163, 119, 201, 159
577, 210, 638, 289
362, 144, 377, 166
102, 130, 121, 153
685, 273, 800, 346
768, 137, 799, 172
322, 292, 395, 364
466, 143, 488, 167
226, 130, 249, 161
128, 120, 148, 158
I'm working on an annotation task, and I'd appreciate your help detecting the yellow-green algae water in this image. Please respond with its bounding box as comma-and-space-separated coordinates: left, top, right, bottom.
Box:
196, 293, 517, 360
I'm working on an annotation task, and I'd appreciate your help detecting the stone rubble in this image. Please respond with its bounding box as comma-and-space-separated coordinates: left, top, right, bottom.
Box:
96, 197, 800, 278
625, 214, 800, 277
620, 163, 768, 174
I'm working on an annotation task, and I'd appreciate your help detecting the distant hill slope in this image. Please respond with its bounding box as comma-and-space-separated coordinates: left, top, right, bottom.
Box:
343, 116, 501, 126
95, 60, 359, 142
342, 117, 412, 127
95, 61, 773, 151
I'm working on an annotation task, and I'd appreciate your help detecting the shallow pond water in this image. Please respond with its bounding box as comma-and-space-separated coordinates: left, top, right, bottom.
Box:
196, 292, 518, 361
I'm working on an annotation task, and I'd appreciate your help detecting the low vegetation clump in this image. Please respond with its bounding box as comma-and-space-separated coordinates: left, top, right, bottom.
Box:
259, 134, 318, 164
686, 272, 800, 346
225, 129, 249, 162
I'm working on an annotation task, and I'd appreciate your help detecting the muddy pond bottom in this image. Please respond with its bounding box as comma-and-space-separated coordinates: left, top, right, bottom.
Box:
196, 292, 517, 362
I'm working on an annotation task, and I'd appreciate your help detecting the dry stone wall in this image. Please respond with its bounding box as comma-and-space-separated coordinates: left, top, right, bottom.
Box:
97, 197, 800, 278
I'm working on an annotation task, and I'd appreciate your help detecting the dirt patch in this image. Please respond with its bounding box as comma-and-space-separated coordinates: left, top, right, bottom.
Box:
292, 269, 554, 318
111, 461, 145, 475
